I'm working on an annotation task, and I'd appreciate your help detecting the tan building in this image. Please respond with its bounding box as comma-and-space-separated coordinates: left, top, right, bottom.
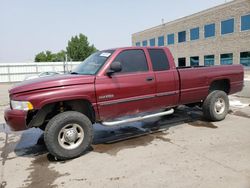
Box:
132, 0, 250, 67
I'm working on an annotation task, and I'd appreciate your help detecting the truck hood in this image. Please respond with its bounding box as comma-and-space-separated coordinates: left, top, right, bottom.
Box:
10, 74, 95, 94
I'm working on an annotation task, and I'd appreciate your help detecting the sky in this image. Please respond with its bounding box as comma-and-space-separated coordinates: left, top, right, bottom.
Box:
0, 0, 228, 63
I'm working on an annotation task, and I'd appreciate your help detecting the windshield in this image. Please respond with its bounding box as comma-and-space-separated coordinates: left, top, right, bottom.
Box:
72, 50, 115, 75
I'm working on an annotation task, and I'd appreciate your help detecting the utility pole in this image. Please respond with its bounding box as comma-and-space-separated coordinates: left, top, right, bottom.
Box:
65, 53, 68, 73
63, 53, 68, 73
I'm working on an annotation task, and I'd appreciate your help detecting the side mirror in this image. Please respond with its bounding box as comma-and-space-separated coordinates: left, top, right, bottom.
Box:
107, 61, 122, 76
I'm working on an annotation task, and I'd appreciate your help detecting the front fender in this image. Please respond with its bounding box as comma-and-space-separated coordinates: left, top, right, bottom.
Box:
12, 84, 97, 109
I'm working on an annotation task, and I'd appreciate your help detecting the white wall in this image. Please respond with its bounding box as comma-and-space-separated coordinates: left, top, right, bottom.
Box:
0, 62, 81, 82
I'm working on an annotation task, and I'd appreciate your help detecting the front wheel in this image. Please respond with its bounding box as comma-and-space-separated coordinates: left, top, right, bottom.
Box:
44, 111, 93, 160
202, 90, 229, 121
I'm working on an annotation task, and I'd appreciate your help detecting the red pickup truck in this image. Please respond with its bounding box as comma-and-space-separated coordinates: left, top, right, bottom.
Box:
4, 47, 244, 159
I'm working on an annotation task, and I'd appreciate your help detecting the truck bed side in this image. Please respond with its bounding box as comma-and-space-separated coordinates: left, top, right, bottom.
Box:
177, 65, 244, 105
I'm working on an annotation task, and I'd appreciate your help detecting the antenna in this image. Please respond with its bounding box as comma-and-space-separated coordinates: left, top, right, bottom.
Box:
161, 18, 164, 25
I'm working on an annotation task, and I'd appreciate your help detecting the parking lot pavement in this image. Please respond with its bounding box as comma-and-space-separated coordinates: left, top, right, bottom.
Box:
0, 97, 249, 188
0, 83, 12, 123
0, 83, 250, 188
0, 83, 13, 106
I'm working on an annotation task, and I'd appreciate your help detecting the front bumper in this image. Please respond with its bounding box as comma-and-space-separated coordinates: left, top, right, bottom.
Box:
4, 108, 28, 131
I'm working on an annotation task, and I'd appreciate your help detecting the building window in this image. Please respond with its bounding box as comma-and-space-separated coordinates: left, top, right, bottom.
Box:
178, 31, 186, 43
136, 42, 141, 47
241, 14, 250, 31
190, 56, 199, 66
148, 49, 169, 71
204, 55, 215, 66
204, 23, 215, 38
149, 38, 155, 46
240, 52, 250, 67
220, 53, 233, 65
190, 27, 199, 40
142, 40, 148, 46
167, 34, 174, 45
158, 36, 164, 46
178, 58, 186, 67
221, 18, 234, 35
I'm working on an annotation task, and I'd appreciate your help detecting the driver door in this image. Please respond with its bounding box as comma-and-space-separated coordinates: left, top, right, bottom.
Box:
95, 49, 156, 121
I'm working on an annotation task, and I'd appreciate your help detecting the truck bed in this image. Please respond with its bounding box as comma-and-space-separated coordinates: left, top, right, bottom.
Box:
177, 64, 244, 105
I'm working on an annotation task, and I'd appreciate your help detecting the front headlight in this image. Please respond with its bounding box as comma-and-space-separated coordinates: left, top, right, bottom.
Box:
10, 100, 33, 111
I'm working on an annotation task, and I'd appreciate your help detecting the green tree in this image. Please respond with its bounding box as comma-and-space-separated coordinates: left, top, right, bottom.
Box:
34, 33, 97, 62
45, 51, 53, 61
55, 50, 66, 62
35, 51, 47, 62
35, 51, 54, 62
66, 33, 97, 61
34, 50, 66, 62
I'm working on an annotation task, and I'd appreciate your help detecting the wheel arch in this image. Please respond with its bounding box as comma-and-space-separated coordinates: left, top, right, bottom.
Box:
209, 79, 230, 94
27, 98, 96, 129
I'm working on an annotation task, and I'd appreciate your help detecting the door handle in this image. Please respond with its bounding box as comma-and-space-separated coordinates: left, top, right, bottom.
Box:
146, 77, 154, 81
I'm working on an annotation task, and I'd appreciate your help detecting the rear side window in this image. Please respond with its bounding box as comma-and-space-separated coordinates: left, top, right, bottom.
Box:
113, 50, 148, 73
148, 49, 169, 71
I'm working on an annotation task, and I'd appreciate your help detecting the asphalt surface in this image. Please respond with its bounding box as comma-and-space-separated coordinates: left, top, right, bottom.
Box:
0, 83, 250, 188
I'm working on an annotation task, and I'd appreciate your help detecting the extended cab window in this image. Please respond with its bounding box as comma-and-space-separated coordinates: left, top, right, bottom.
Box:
113, 50, 148, 73
148, 49, 169, 71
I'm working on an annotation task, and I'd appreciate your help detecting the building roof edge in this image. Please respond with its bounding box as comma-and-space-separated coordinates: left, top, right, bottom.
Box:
132, 0, 244, 37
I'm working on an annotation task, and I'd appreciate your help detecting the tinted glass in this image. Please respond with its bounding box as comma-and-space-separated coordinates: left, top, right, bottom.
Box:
204, 23, 215, 38
220, 53, 233, 65
158, 36, 164, 46
167, 34, 174, 45
136, 42, 141, 46
142, 40, 148, 46
190, 27, 199, 40
113, 50, 148, 73
40, 72, 48, 76
240, 52, 250, 67
150, 38, 155, 46
148, 49, 169, 71
48, 72, 58, 75
72, 50, 115, 75
204, 55, 215, 66
178, 31, 186, 43
178, 58, 186, 67
221, 18, 234, 35
241, 14, 250, 31
190, 56, 199, 66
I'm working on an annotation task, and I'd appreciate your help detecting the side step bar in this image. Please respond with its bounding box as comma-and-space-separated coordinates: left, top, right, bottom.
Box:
102, 108, 174, 126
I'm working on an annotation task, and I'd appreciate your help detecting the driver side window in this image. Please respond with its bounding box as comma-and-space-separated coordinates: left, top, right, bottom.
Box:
112, 50, 148, 73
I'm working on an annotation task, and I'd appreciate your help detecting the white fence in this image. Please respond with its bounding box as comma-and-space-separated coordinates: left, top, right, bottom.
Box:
0, 62, 81, 83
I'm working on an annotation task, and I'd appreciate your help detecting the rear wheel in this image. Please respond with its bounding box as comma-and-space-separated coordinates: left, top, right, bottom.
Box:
202, 90, 229, 121
44, 111, 93, 160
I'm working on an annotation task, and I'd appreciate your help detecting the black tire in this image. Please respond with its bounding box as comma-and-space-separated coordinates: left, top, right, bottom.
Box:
202, 90, 229, 121
44, 111, 93, 160
38, 123, 47, 131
